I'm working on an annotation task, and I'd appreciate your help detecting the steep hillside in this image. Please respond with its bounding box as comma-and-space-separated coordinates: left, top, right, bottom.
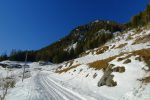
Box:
2, 25, 150, 100
2, 3, 150, 100
6, 3, 150, 64
36, 20, 123, 63
52, 25, 150, 100
6, 20, 123, 63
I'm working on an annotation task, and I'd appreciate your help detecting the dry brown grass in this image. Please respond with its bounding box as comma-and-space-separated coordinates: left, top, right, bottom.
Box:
55, 64, 81, 73
56, 48, 150, 74
132, 48, 150, 69
96, 46, 109, 54
132, 48, 150, 57
143, 76, 150, 83
132, 34, 150, 45
115, 43, 128, 49
139, 76, 150, 83
117, 48, 150, 69
89, 48, 150, 71
116, 48, 150, 69
88, 56, 117, 70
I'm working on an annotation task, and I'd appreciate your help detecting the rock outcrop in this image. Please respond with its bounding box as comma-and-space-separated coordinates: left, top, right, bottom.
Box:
98, 64, 117, 87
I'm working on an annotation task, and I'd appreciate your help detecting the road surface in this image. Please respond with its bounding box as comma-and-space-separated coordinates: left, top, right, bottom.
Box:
26, 71, 86, 100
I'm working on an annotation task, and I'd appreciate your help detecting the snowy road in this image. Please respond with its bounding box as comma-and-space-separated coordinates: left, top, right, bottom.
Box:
26, 71, 86, 100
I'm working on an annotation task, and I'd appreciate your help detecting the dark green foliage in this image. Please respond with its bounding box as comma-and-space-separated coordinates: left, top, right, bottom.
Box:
6, 20, 123, 63
36, 20, 123, 63
75, 42, 84, 56
9, 49, 36, 62
69, 48, 76, 59
52, 50, 69, 63
4, 3, 150, 63
0, 53, 8, 61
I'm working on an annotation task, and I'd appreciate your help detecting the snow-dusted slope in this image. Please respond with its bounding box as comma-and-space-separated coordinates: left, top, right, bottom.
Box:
2, 27, 150, 100
53, 27, 150, 100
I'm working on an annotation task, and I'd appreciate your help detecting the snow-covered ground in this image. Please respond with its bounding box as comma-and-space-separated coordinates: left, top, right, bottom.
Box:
50, 28, 150, 100
4, 63, 87, 100
0, 27, 150, 100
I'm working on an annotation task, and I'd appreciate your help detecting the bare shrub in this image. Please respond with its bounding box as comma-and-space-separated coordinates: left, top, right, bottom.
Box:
88, 56, 117, 70
0, 75, 16, 100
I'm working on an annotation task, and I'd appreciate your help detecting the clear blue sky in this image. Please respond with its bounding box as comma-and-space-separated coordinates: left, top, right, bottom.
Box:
0, 0, 149, 54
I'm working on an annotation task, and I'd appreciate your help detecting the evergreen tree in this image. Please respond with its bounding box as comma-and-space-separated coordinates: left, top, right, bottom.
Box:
0, 53, 8, 61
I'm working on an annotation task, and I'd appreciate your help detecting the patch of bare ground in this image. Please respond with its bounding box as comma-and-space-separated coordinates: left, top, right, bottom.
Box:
96, 46, 109, 54
89, 48, 150, 71
132, 48, 150, 70
55, 64, 81, 73
132, 34, 150, 45
56, 47, 150, 77
88, 56, 118, 71
117, 48, 150, 69
115, 43, 128, 49
56, 60, 75, 73
139, 76, 150, 83
80, 45, 110, 57
143, 76, 150, 83
118, 48, 150, 69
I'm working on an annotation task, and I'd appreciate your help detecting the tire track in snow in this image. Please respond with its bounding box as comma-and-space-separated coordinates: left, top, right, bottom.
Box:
27, 71, 86, 100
